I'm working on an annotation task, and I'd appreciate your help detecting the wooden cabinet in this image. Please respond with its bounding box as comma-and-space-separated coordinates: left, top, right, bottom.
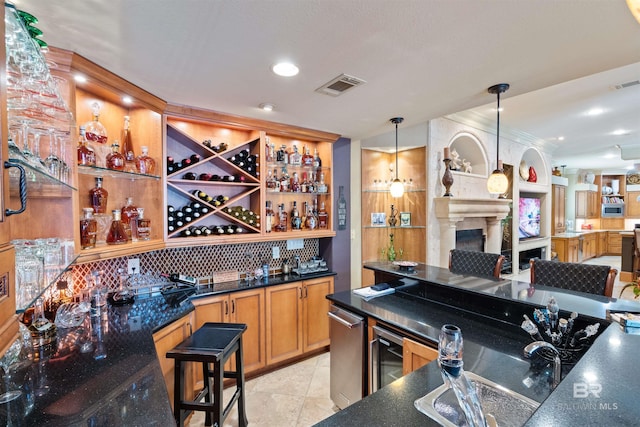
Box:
551, 184, 566, 234
597, 231, 607, 257
152, 311, 195, 411
583, 233, 597, 261
608, 231, 622, 255
164, 107, 339, 245
361, 147, 426, 285
192, 288, 266, 375
552, 237, 579, 263
402, 337, 438, 376
46, 48, 167, 264
265, 277, 334, 365
575, 190, 598, 219
627, 191, 640, 218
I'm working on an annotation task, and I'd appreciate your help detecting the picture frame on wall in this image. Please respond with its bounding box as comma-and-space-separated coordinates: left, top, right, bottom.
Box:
371, 212, 386, 227
400, 212, 411, 227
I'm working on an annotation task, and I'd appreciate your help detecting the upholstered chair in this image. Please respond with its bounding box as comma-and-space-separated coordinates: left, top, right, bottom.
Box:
448, 249, 505, 278
529, 258, 617, 297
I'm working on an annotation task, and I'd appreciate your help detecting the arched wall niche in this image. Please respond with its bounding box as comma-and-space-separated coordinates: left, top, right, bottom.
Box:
447, 131, 489, 177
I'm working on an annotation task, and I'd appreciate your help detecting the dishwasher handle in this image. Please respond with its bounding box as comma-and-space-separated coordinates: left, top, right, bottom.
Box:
328, 308, 363, 329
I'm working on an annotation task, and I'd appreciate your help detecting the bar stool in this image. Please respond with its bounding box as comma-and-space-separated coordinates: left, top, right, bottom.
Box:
167, 322, 248, 427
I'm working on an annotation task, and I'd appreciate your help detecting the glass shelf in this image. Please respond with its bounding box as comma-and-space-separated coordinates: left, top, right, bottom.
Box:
363, 188, 425, 193
7, 158, 77, 195
78, 165, 160, 180
266, 190, 331, 196
266, 162, 330, 172
363, 225, 426, 230
16, 255, 79, 314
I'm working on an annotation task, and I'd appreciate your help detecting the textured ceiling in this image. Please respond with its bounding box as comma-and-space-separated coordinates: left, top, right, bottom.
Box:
14, 0, 640, 171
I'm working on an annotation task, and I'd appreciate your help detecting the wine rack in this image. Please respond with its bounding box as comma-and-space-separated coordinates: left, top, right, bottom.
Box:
164, 106, 339, 244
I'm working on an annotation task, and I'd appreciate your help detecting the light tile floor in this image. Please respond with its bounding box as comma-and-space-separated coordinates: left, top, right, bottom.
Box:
187, 352, 337, 426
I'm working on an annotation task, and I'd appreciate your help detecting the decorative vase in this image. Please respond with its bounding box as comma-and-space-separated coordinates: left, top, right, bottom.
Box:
442, 158, 454, 197
527, 166, 537, 183
387, 234, 396, 262
585, 171, 595, 184
519, 160, 529, 181
388, 204, 398, 227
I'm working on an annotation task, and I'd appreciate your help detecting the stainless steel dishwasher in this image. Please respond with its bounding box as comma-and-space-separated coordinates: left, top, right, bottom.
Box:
328, 306, 365, 409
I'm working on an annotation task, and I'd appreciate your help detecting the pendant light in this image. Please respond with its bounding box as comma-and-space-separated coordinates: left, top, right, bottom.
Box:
389, 117, 404, 198
627, 0, 640, 24
486, 83, 509, 196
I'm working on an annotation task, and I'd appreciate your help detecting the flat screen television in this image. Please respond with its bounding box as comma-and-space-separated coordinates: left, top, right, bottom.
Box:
518, 197, 541, 239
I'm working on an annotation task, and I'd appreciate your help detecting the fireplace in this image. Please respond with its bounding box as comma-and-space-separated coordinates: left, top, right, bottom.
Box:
456, 229, 485, 252
434, 197, 511, 268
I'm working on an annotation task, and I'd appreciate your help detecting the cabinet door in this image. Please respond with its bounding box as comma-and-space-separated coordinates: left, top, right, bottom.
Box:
575, 191, 587, 218
302, 276, 334, 352
552, 185, 566, 234
568, 239, 579, 263
628, 191, 640, 218
230, 288, 266, 373
265, 282, 303, 364
608, 232, 622, 255
588, 191, 599, 218
152, 312, 194, 411
402, 337, 438, 376
552, 238, 567, 262
0, 246, 19, 358
597, 232, 607, 257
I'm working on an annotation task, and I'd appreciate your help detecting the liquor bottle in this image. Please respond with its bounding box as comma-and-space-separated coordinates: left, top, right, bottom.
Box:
90, 176, 109, 214
121, 197, 139, 241
106, 141, 125, 171
265, 201, 275, 233
266, 169, 277, 191
106, 209, 128, 245
290, 201, 302, 231
276, 203, 288, 232
317, 172, 328, 194
84, 102, 108, 144
313, 148, 322, 168
280, 167, 290, 192
318, 202, 329, 229
338, 185, 347, 230
120, 115, 135, 162
290, 172, 301, 192
277, 145, 288, 163
290, 145, 302, 166
135, 146, 157, 174
136, 207, 151, 241
304, 202, 317, 230
302, 145, 314, 166
80, 207, 98, 249
77, 126, 96, 166
307, 172, 316, 193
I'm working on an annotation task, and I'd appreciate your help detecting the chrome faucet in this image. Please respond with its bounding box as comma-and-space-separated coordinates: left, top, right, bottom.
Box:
524, 341, 562, 389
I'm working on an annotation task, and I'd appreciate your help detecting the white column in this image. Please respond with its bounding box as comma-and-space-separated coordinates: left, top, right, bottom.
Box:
485, 217, 504, 254
438, 218, 462, 268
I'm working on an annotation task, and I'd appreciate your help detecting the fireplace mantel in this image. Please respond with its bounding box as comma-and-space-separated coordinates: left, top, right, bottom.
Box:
434, 197, 512, 268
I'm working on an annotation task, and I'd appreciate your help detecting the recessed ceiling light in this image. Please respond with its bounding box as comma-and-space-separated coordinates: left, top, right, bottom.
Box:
603, 153, 616, 159
612, 129, 629, 136
74, 74, 87, 83
271, 62, 299, 77
558, 136, 565, 141
586, 107, 604, 116
122, 96, 133, 104
259, 103, 275, 111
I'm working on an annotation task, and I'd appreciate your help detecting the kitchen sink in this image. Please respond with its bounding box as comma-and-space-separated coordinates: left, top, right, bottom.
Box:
415, 371, 539, 427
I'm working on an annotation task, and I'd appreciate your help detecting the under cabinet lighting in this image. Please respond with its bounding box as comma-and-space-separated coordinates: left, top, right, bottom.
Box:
259, 103, 275, 111
74, 74, 87, 83
122, 96, 133, 104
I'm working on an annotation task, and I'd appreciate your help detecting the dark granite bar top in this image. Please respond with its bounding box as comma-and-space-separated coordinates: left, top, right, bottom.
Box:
317, 263, 640, 426
5, 271, 335, 426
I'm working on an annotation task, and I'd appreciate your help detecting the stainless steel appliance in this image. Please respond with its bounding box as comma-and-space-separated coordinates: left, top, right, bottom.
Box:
369, 324, 404, 393
601, 203, 624, 217
328, 306, 365, 409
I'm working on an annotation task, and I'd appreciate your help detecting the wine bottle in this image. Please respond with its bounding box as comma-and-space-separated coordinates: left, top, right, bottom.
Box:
167, 157, 176, 174
183, 172, 197, 180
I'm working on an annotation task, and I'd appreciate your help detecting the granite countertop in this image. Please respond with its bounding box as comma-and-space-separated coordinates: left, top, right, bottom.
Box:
317, 264, 640, 426
7, 271, 335, 426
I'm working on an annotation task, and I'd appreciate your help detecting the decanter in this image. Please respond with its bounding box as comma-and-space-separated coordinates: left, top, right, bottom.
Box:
84, 102, 108, 144
387, 233, 396, 261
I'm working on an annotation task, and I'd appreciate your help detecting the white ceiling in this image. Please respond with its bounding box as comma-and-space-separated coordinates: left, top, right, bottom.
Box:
14, 0, 640, 172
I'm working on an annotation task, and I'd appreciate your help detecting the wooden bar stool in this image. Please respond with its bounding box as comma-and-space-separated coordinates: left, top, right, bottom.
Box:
167, 322, 248, 427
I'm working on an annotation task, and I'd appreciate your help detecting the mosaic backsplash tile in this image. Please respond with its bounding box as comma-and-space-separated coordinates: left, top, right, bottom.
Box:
70, 239, 319, 294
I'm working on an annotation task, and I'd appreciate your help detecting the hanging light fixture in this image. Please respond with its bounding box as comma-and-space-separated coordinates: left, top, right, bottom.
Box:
486, 83, 510, 196
389, 117, 405, 198
627, 0, 640, 24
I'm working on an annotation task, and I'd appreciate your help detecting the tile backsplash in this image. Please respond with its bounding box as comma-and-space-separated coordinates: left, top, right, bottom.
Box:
70, 239, 319, 293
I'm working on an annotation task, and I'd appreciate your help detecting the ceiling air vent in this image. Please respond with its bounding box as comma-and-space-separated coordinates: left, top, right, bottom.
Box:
613, 80, 640, 90
315, 73, 366, 97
